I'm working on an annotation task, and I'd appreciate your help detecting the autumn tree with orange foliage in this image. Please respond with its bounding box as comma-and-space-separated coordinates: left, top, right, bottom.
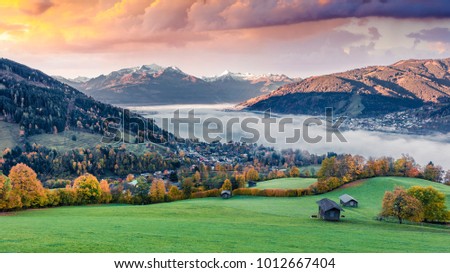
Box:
8, 163, 47, 209
381, 187, 424, 224
394, 155, 420, 178
73, 174, 101, 204
149, 179, 166, 203
0, 173, 20, 210
126, 174, 135, 182
0, 174, 11, 209
99, 179, 112, 204
289, 167, 300, 177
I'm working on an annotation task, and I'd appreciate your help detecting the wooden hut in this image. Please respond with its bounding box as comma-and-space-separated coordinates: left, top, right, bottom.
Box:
339, 194, 358, 207
316, 198, 344, 221
221, 190, 232, 199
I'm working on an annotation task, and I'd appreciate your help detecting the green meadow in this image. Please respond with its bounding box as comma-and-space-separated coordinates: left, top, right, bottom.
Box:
254, 177, 317, 189
0, 177, 449, 253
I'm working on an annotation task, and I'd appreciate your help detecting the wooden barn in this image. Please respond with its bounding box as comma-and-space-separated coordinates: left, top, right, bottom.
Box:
339, 194, 358, 207
221, 190, 232, 199
316, 198, 344, 221
247, 181, 257, 188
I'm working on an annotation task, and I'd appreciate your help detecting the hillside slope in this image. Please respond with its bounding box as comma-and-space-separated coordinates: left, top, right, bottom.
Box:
0, 58, 164, 141
240, 58, 450, 117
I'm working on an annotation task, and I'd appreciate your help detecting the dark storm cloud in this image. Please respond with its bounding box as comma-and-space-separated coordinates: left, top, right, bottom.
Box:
407, 27, 450, 44
184, 0, 450, 31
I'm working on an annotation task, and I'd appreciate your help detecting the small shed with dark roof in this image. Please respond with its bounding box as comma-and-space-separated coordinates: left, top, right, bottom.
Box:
316, 198, 344, 221
339, 194, 358, 207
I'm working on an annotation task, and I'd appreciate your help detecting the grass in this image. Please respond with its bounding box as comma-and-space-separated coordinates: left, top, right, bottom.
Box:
27, 130, 164, 154
254, 177, 316, 189
0, 121, 20, 154
28, 130, 102, 151
0, 177, 449, 253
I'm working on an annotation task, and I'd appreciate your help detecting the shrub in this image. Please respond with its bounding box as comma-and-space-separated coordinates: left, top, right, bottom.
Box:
57, 186, 78, 206
297, 188, 312, 196
232, 188, 261, 196
118, 189, 133, 204
191, 189, 220, 199
45, 189, 61, 207
286, 189, 298, 197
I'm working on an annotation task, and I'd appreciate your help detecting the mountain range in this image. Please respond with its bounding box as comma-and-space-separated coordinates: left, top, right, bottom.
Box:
2, 56, 450, 139
56, 65, 296, 106
239, 58, 450, 117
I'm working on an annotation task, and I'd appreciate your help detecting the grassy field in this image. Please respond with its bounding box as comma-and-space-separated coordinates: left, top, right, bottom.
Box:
27, 130, 165, 154
255, 177, 316, 189
28, 130, 103, 151
0, 177, 449, 253
0, 121, 20, 153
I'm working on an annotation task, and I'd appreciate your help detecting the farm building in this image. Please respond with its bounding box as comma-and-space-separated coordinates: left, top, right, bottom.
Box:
316, 198, 344, 221
339, 194, 358, 207
221, 190, 232, 199
248, 181, 257, 187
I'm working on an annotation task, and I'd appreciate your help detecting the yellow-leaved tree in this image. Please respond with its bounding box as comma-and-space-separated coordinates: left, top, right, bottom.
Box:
407, 186, 448, 222
221, 179, 232, 191
73, 174, 101, 204
149, 179, 166, 203
8, 163, 47, 209
167, 185, 182, 202
246, 168, 259, 181
234, 174, 246, 188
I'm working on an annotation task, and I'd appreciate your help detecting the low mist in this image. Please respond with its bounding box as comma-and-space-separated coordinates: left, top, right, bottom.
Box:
129, 105, 450, 171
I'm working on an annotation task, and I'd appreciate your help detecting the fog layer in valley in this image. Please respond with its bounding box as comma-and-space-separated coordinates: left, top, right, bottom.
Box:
124, 104, 450, 170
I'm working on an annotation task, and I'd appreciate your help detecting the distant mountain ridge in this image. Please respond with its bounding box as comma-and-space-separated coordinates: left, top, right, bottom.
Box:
56, 65, 297, 105
240, 58, 450, 117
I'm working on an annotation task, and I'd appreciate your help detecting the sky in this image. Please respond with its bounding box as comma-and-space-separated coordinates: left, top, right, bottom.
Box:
0, 0, 450, 78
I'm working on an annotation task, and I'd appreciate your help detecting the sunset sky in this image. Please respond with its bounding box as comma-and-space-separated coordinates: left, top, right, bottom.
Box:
1, 0, 449, 78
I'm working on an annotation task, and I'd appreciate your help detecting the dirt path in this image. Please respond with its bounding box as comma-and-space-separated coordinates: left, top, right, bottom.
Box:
340, 179, 367, 189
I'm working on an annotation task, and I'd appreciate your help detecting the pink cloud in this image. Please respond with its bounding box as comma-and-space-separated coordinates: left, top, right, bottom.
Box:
19, 0, 54, 15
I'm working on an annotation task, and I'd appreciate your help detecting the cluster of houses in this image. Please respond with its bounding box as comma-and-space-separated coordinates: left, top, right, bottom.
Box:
316, 194, 358, 221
